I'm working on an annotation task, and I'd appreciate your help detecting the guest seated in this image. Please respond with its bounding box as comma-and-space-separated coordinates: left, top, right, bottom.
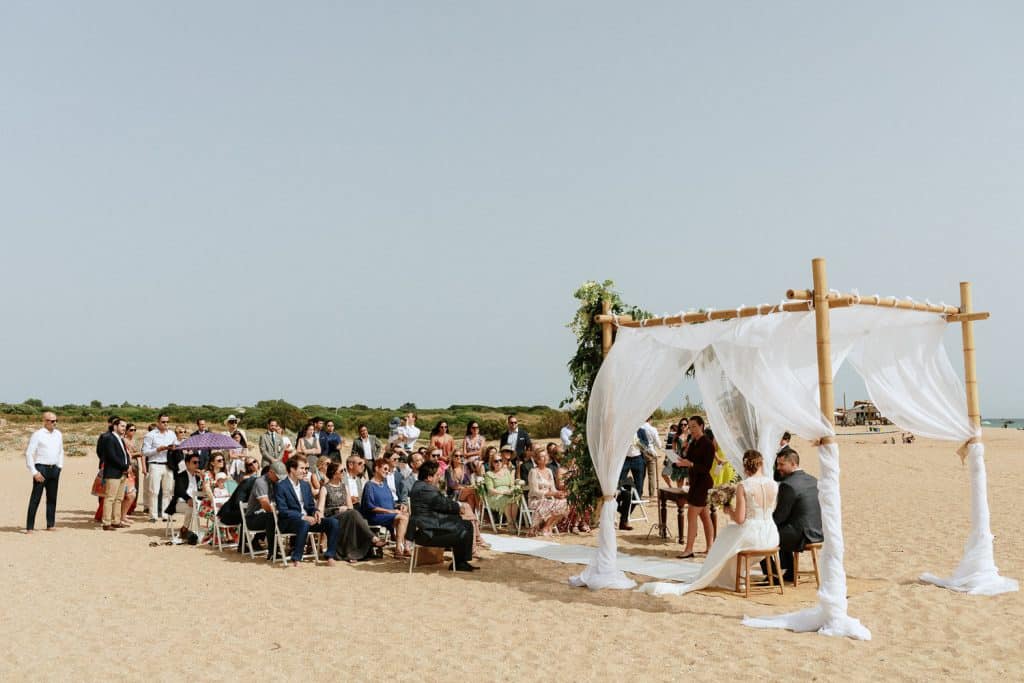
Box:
398, 451, 423, 506
445, 452, 481, 512
409, 460, 478, 572
244, 461, 286, 558
483, 446, 519, 526
165, 453, 203, 540
360, 458, 410, 557
308, 455, 329, 499
274, 455, 341, 567
318, 461, 386, 562
341, 455, 367, 507
527, 449, 568, 535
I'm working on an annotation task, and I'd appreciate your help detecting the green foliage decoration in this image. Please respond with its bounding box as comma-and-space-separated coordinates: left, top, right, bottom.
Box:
561, 280, 651, 518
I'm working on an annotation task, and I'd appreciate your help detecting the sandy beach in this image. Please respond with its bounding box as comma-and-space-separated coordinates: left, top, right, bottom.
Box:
2, 423, 1021, 682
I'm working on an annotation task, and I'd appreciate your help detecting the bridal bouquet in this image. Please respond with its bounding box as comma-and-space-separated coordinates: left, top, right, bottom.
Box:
708, 483, 737, 508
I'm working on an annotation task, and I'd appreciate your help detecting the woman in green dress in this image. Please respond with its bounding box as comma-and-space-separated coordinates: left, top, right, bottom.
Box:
484, 447, 518, 527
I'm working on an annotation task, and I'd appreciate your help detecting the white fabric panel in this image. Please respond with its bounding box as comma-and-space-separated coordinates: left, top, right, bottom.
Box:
694, 347, 771, 472
570, 328, 699, 590
844, 309, 1017, 596
919, 444, 1019, 595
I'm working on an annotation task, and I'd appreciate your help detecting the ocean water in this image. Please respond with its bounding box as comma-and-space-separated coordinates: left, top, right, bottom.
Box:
982, 418, 1024, 429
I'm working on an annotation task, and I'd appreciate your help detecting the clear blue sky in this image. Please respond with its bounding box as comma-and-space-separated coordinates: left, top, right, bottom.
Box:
2, 3, 1021, 417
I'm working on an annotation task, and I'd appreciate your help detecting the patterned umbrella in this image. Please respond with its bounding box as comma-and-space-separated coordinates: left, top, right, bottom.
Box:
176, 432, 243, 450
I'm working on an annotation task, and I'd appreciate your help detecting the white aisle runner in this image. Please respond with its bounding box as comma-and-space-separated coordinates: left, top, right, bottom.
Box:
482, 533, 702, 583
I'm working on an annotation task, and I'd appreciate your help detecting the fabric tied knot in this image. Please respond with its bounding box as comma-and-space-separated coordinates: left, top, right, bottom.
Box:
601, 494, 616, 502
812, 436, 836, 447
956, 436, 981, 465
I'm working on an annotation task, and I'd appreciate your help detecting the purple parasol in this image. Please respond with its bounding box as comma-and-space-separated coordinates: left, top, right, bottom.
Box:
177, 432, 244, 450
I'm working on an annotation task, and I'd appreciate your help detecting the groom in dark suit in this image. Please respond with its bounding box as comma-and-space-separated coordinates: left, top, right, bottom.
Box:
768, 449, 824, 582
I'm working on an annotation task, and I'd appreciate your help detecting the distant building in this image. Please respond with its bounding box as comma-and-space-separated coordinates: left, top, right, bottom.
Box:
837, 401, 891, 426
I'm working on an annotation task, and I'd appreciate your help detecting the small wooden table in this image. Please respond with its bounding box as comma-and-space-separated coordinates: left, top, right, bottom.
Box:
658, 487, 688, 543
656, 487, 720, 545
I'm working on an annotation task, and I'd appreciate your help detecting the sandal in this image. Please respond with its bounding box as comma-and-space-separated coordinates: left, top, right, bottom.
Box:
677, 551, 695, 559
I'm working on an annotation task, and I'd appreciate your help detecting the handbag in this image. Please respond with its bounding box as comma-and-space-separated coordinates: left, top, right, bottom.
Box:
90, 469, 105, 497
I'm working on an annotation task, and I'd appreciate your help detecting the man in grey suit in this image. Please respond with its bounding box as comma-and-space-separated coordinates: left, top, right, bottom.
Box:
769, 449, 824, 582
350, 424, 384, 466
340, 454, 368, 507
259, 419, 284, 470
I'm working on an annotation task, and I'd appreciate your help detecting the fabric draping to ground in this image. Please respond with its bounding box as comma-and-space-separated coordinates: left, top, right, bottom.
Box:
482, 533, 703, 583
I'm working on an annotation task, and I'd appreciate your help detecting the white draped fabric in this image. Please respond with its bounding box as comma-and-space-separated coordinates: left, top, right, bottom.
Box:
843, 308, 1018, 596
571, 305, 1016, 639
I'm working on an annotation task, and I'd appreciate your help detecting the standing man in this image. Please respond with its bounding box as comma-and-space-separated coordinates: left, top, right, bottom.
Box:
395, 412, 421, 453
25, 411, 64, 533
191, 418, 212, 470
259, 419, 284, 469
499, 415, 532, 474
142, 413, 177, 522
351, 424, 384, 467
559, 418, 574, 451
637, 416, 662, 498
311, 417, 325, 447
320, 419, 343, 462
224, 414, 247, 443
99, 418, 131, 530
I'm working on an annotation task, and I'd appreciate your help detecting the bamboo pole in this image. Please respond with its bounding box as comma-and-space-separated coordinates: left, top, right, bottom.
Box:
812, 258, 836, 427
600, 299, 613, 358
787, 288, 960, 316
959, 282, 982, 429
593, 298, 854, 329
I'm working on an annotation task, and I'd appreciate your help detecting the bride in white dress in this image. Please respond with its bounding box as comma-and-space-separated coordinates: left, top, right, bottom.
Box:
640, 450, 778, 596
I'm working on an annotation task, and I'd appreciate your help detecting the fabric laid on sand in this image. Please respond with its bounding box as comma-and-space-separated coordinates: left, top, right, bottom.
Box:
482, 534, 702, 584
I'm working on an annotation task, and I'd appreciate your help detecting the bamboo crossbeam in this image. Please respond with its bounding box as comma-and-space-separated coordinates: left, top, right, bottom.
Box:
786, 288, 960, 315
945, 312, 990, 323
593, 297, 854, 329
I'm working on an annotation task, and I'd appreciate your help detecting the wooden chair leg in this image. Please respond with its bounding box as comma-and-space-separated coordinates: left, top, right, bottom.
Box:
744, 555, 751, 598
811, 547, 821, 587
792, 549, 800, 587
775, 552, 784, 595
735, 554, 742, 594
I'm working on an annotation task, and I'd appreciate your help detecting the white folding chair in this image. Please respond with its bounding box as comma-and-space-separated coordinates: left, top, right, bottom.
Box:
628, 486, 650, 524
212, 499, 241, 552
270, 503, 319, 566
238, 508, 267, 558
165, 496, 201, 542
516, 503, 534, 535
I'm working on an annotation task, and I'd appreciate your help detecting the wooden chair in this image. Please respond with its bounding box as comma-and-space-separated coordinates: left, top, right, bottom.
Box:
792, 542, 823, 588
406, 501, 456, 573
734, 548, 784, 598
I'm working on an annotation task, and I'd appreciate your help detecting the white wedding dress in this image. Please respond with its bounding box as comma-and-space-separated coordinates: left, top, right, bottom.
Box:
639, 474, 779, 596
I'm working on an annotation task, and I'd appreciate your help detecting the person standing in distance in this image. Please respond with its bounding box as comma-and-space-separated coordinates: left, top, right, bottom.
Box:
259, 418, 284, 469
142, 413, 176, 522
25, 411, 64, 533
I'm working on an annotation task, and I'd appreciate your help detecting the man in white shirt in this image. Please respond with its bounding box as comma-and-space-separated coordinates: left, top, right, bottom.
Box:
395, 412, 421, 453
638, 417, 662, 498
143, 413, 177, 522
560, 419, 574, 450
25, 411, 64, 533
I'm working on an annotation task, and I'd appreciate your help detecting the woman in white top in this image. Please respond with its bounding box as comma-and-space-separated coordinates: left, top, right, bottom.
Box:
640, 450, 778, 596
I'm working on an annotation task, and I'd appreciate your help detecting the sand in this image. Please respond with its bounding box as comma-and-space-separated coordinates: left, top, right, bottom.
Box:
1, 423, 1021, 682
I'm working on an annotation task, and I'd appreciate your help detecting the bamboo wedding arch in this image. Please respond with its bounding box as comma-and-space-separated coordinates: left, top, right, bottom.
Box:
577, 256, 1012, 640
594, 257, 989, 432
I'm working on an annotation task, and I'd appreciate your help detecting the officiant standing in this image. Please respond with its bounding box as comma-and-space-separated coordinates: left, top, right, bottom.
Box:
677, 416, 716, 559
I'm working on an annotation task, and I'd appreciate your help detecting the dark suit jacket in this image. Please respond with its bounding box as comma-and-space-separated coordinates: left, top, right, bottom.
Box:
99, 433, 130, 479
499, 429, 532, 457
218, 476, 258, 525
409, 480, 464, 543
165, 470, 201, 516
275, 478, 316, 523
773, 470, 824, 552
